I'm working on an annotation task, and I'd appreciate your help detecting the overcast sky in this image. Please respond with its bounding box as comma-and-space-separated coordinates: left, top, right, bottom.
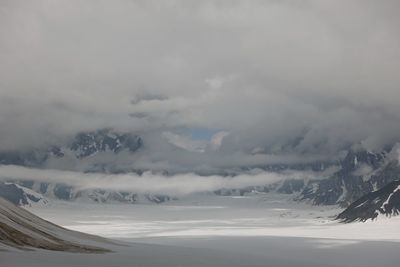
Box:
1, 0, 400, 166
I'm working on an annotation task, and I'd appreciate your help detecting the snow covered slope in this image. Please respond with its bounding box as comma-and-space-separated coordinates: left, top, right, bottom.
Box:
0, 197, 109, 252
14, 193, 400, 267
0, 192, 398, 267
337, 180, 400, 222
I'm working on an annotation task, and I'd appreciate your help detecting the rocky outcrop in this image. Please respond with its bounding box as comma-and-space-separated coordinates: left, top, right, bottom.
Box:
70, 129, 142, 158
0, 197, 109, 252
0, 182, 48, 206
0, 128, 143, 167
336, 180, 400, 222
300, 149, 394, 206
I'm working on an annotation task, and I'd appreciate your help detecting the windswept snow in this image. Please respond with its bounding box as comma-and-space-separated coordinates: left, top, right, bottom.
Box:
27, 193, 400, 242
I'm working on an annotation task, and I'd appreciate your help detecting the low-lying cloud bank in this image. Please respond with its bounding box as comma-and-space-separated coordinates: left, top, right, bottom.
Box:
1, 0, 400, 157
0, 165, 336, 196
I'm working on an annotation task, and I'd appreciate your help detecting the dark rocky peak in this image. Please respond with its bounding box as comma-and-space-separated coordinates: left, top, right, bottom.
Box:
0, 129, 143, 167
69, 129, 143, 158
369, 159, 400, 189
48, 145, 65, 157
337, 180, 400, 222
0, 182, 45, 206
299, 147, 389, 207
340, 149, 385, 172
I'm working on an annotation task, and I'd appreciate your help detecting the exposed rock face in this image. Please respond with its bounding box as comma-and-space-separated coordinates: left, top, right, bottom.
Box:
1, 128, 400, 207
0, 182, 48, 206
0, 181, 174, 205
0, 128, 143, 167
0, 129, 148, 204
0, 197, 109, 252
70, 129, 142, 158
299, 149, 395, 206
214, 147, 400, 207
336, 180, 400, 222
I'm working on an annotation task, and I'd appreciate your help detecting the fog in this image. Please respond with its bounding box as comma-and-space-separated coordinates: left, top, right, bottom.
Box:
1, 0, 400, 168
0, 165, 338, 195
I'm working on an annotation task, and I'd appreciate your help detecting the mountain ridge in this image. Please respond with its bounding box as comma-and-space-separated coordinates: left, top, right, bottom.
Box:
0, 197, 109, 252
1, 129, 400, 208
336, 180, 400, 222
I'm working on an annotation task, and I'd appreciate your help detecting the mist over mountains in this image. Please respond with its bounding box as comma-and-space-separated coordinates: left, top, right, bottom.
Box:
2, 3, 400, 267
0, 128, 399, 210
1, 1, 400, 218
1, 0, 400, 158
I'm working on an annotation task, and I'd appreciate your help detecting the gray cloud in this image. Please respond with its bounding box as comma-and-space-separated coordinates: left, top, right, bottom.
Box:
0, 165, 335, 196
1, 0, 400, 166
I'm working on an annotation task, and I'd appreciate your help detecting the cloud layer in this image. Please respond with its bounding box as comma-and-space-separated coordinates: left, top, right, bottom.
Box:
1, 0, 400, 165
0, 165, 334, 196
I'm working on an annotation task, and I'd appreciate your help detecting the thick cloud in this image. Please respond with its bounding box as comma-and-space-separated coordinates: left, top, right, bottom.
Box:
0, 165, 336, 196
1, 0, 400, 164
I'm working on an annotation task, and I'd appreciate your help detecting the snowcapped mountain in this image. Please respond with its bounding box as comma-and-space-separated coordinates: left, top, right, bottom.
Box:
213, 147, 399, 207
336, 180, 400, 222
0, 129, 150, 204
212, 145, 399, 209
1, 128, 400, 208
0, 181, 49, 206
299, 149, 394, 206
0, 180, 175, 205
0, 197, 108, 252
0, 128, 143, 168
69, 129, 142, 158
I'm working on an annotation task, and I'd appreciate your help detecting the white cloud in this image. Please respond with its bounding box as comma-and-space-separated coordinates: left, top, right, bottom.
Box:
162, 131, 208, 153
210, 131, 230, 150
162, 130, 229, 153
0, 165, 331, 196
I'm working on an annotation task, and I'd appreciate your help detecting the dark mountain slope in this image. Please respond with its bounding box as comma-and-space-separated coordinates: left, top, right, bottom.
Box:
336, 180, 400, 222
0, 197, 109, 252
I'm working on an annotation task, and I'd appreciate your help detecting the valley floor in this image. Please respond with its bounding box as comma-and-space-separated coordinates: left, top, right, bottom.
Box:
2, 193, 400, 267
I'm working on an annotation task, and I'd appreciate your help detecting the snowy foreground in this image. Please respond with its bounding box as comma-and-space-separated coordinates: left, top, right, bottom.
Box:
3, 193, 400, 267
